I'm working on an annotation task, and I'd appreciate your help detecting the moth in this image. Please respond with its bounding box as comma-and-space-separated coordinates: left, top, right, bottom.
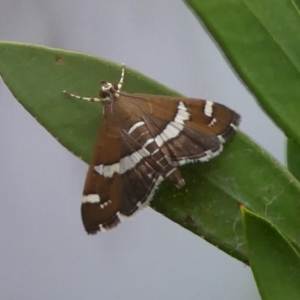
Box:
64, 64, 240, 234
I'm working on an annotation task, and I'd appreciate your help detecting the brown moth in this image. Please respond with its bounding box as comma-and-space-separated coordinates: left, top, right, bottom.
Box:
64, 64, 240, 234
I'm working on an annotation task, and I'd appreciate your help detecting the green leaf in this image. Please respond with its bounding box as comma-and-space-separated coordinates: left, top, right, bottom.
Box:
185, 0, 300, 146
294, 0, 300, 10
1, 42, 300, 263
242, 207, 300, 300
287, 139, 300, 181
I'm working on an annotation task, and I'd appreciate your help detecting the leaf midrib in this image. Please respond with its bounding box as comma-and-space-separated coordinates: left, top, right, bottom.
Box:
242, 0, 300, 74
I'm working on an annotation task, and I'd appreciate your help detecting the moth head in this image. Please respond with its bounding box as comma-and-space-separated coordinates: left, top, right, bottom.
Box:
99, 81, 120, 102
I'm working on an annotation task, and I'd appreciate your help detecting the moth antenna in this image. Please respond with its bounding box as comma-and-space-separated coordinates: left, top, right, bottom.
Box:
117, 63, 125, 92
63, 90, 102, 103
110, 63, 125, 114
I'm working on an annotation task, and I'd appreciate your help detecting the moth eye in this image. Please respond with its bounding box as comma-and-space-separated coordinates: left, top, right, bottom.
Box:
99, 90, 109, 98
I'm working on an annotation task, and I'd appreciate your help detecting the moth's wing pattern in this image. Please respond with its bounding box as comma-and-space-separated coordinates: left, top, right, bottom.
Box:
81, 118, 122, 234
134, 94, 240, 166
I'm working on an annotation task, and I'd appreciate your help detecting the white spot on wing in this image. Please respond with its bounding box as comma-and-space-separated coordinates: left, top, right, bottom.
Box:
95, 148, 150, 178
204, 101, 214, 117
174, 102, 190, 124
120, 148, 150, 174
100, 199, 112, 209
128, 121, 145, 134
178, 101, 187, 111
94, 163, 120, 178
151, 148, 160, 156
160, 122, 183, 142
230, 123, 238, 131
143, 138, 155, 148
82, 194, 100, 203
217, 135, 226, 143
116, 212, 124, 221
99, 224, 107, 232
159, 101, 189, 143
154, 135, 164, 147
208, 117, 217, 127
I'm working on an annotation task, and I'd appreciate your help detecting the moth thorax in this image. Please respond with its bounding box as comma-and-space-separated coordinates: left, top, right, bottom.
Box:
99, 81, 120, 101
